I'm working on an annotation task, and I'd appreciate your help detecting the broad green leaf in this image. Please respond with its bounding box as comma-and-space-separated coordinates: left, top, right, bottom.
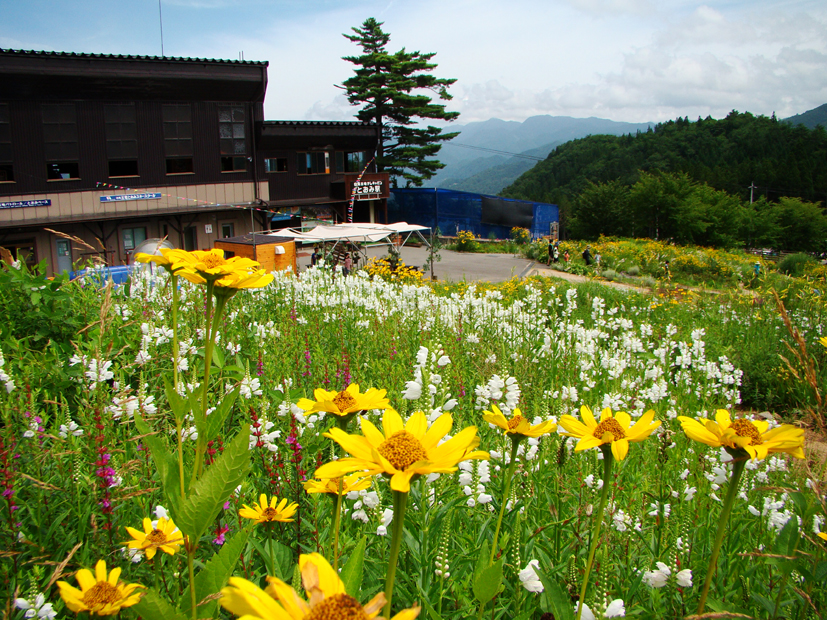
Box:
212, 346, 225, 369
250, 535, 292, 580
205, 387, 239, 443
175, 425, 251, 543
473, 539, 490, 580
535, 565, 574, 620
180, 529, 249, 619
132, 587, 188, 620
134, 412, 180, 511
773, 517, 799, 560
340, 536, 366, 597
815, 561, 827, 581
473, 557, 503, 604
163, 376, 192, 426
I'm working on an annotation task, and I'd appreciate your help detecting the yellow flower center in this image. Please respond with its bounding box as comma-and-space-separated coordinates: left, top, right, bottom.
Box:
507, 415, 524, 430
333, 391, 357, 413
378, 430, 427, 470
145, 529, 167, 545
82, 582, 120, 608
200, 254, 226, 269
593, 418, 626, 441
305, 593, 368, 620
730, 418, 763, 445
260, 507, 279, 521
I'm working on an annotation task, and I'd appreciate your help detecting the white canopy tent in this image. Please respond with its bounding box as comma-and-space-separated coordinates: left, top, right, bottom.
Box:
261, 221, 431, 248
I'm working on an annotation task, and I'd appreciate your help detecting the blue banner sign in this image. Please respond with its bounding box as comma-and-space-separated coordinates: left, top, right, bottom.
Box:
0, 199, 51, 210
100, 193, 162, 203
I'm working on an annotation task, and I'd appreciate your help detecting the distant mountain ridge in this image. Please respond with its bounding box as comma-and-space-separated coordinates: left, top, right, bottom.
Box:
783, 103, 827, 130
431, 115, 655, 193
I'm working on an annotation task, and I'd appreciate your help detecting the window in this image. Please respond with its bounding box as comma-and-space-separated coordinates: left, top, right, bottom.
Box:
297, 151, 329, 175
0, 104, 12, 182
265, 157, 288, 173
335, 151, 369, 173
221, 223, 235, 238
219, 105, 246, 172
163, 104, 193, 174
42, 104, 79, 180
122, 227, 146, 251
184, 226, 197, 252
105, 104, 138, 177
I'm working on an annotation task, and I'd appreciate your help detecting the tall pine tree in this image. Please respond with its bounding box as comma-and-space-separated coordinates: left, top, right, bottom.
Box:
340, 18, 459, 187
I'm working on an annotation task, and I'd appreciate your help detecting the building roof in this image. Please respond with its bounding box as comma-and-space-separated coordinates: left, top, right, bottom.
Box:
0, 49, 268, 66
216, 233, 293, 246
0, 48, 268, 102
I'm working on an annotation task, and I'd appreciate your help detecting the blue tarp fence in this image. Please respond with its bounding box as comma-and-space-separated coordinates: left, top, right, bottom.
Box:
388, 188, 558, 240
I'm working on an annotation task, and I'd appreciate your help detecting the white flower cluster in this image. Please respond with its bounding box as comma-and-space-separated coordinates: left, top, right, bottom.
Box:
347, 488, 381, 525
747, 493, 801, 534
0, 348, 15, 393
59, 419, 83, 438
401, 345, 457, 420
106, 391, 157, 421
575, 599, 626, 619
458, 460, 493, 508
69, 354, 114, 387
643, 562, 692, 588
14, 593, 56, 619
239, 374, 262, 399
474, 374, 520, 414
519, 559, 543, 592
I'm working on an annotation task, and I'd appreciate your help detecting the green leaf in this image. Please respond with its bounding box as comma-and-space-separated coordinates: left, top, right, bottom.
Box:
205, 388, 239, 443
815, 561, 827, 581
180, 529, 249, 619
250, 535, 293, 580
420, 596, 444, 620
340, 536, 366, 598
772, 517, 799, 563
163, 376, 192, 426
534, 565, 574, 620
132, 587, 188, 620
751, 592, 777, 616
473, 557, 503, 604
175, 425, 251, 543
473, 539, 490, 580
134, 412, 181, 512
212, 346, 225, 369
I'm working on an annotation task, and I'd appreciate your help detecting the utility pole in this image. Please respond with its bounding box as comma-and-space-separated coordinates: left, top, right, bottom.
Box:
748, 181, 757, 204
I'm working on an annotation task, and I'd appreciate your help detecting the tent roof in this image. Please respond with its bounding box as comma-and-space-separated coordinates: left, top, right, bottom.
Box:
263, 221, 429, 243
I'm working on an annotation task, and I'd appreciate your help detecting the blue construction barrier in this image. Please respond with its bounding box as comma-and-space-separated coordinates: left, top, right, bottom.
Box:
388, 188, 558, 239
69, 265, 135, 285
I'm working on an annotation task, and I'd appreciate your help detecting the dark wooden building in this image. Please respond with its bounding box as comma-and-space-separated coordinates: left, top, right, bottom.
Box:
0, 49, 389, 274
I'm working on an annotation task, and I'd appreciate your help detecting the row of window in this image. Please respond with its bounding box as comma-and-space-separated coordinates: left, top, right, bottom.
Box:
0, 102, 248, 182
264, 151, 369, 175
0, 102, 371, 183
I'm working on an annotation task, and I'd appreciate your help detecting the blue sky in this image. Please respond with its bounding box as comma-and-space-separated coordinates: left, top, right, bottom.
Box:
2, 0, 825, 125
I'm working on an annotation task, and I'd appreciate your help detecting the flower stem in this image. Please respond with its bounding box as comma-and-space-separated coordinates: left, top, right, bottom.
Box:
332, 480, 344, 571
696, 456, 746, 614
267, 524, 275, 576
575, 449, 614, 620
194, 289, 226, 482
490, 438, 521, 564
383, 490, 409, 619
171, 274, 179, 391
187, 537, 197, 620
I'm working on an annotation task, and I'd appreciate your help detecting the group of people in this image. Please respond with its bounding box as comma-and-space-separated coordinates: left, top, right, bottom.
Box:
310, 246, 357, 276
547, 240, 600, 267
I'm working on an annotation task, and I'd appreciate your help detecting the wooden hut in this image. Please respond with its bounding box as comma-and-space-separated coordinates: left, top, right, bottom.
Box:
213, 233, 296, 273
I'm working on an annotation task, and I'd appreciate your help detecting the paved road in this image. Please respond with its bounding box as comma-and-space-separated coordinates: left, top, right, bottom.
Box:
298, 245, 536, 283
298, 244, 641, 290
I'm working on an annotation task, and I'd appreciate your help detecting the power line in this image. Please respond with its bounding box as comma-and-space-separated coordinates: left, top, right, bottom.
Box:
442, 142, 547, 161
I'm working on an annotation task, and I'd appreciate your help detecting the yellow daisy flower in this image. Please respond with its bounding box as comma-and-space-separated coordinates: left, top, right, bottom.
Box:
676, 410, 805, 461
57, 559, 143, 616
559, 406, 660, 461
483, 404, 557, 439
164, 248, 262, 285
818, 532, 827, 542
314, 409, 489, 492
213, 267, 274, 294
239, 494, 299, 524
303, 473, 372, 496
221, 552, 420, 620
297, 384, 391, 418
820, 336, 827, 349
134, 248, 186, 275
124, 516, 184, 560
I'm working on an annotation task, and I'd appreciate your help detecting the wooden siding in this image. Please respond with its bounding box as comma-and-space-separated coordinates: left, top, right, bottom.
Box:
0, 100, 262, 196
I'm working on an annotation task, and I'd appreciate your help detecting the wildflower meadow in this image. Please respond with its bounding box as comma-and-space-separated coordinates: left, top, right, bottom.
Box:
1, 247, 825, 620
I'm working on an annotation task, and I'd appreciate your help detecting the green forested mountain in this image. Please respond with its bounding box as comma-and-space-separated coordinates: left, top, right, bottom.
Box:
500, 111, 827, 249
784, 103, 827, 130
501, 111, 827, 206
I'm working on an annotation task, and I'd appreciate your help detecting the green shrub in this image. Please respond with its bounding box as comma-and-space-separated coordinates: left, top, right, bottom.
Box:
601, 269, 618, 281
777, 252, 817, 277
626, 266, 640, 276
641, 276, 656, 288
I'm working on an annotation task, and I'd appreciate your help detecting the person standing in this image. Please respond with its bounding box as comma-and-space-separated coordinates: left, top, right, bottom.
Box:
548, 239, 554, 265
553, 241, 560, 263
582, 246, 592, 266
343, 252, 352, 276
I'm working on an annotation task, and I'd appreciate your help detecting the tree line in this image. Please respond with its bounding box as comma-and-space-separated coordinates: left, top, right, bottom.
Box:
500, 111, 827, 251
